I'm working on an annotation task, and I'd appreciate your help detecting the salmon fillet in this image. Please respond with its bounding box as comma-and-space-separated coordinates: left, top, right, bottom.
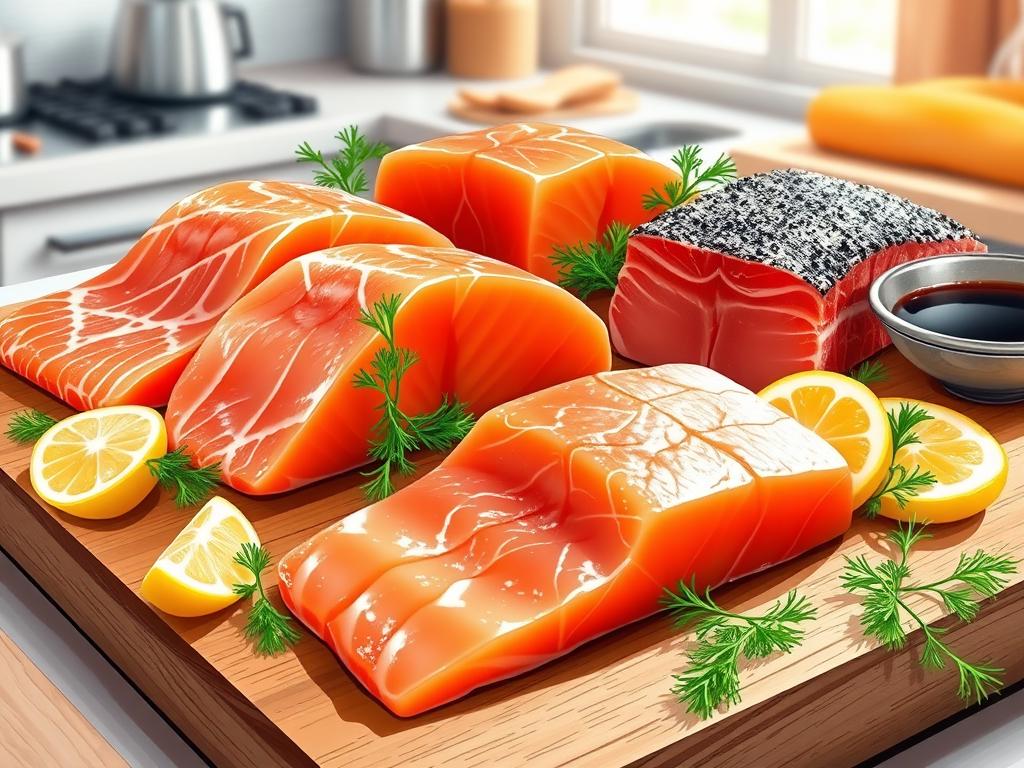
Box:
165, 244, 611, 495
278, 364, 852, 716
610, 170, 986, 391
374, 122, 678, 282
0, 181, 450, 411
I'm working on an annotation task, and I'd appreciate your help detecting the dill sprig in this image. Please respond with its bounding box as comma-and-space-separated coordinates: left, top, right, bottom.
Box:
860, 401, 937, 519
550, 220, 630, 300
354, 293, 474, 501
146, 446, 221, 507
841, 521, 1017, 704
642, 145, 737, 211
296, 124, 390, 195
663, 581, 816, 720
5, 409, 58, 443
850, 359, 888, 385
232, 543, 301, 656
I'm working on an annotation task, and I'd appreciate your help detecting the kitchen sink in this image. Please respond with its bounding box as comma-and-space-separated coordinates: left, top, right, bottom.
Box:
611, 122, 738, 151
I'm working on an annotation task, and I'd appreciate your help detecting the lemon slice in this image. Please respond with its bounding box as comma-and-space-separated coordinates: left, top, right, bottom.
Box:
30, 406, 166, 519
759, 371, 892, 509
877, 398, 1008, 524
140, 496, 259, 617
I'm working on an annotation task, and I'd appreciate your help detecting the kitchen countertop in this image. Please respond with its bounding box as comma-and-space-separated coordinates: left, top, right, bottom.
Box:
1, 62, 1022, 768
0, 59, 795, 210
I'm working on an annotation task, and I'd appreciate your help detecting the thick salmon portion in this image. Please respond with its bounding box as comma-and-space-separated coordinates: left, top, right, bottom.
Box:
0, 181, 451, 411
374, 122, 678, 282
165, 244, 611, 495
278, 364, 851, 716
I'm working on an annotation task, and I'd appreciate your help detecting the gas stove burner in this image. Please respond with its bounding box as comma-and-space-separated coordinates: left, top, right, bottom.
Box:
26, 78, 318, 143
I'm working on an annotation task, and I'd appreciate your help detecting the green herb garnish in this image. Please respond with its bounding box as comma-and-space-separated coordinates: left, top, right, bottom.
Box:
850, 359, 888, 385
5, 409, 58, 443
146, 446, 221, 507
841, 521, 1017, 704
232, 543, 301, 656
550, 220, 630, 300
354, 293, 474, 501
860, 402, 937, 519
296, 124, 390, 195
642, 145, 737, 211
664, 581, 815, 720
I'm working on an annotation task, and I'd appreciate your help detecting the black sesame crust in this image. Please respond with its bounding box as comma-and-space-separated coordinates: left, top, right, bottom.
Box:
632, 169, 977, 295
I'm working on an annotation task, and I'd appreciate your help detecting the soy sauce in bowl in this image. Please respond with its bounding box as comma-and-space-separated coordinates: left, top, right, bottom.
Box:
893, 281, 1024, 343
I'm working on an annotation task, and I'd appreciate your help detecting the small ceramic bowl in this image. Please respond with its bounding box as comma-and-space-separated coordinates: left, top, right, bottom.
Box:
869, 252, 1024, 404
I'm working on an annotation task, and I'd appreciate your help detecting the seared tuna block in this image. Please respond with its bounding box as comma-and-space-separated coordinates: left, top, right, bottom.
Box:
609, 169, 985, 391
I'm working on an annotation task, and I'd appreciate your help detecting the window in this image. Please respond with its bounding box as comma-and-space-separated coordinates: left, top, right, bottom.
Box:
586, 0, 898, 84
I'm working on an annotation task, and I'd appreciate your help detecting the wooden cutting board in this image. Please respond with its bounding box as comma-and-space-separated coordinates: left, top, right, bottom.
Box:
731, 137, 1024, 247
0, 340, 1022, 768
448, 87, 638, 124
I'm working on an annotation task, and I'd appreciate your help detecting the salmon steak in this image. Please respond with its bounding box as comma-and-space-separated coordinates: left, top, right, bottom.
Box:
374, 122, 678, 282
0, 181, 450, 411
609, 170, 986, 392
165, 244, 611, 495
278, 364, 851, 716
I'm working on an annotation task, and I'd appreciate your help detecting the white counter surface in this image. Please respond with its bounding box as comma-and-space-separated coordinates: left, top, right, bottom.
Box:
1, 62, 1022, 768
0, 59, 795, 210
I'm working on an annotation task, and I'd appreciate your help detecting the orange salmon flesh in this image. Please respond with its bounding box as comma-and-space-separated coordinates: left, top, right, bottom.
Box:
278, 364, 852, 716
374, 122, 678, 281
0, 181, 450, 410
165, 244, 611, 494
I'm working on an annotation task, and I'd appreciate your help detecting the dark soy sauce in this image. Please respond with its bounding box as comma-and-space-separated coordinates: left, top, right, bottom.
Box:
894, 281, 1024, 343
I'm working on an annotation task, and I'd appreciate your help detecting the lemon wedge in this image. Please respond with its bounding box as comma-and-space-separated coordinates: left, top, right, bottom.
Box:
30, 405, 166, 519
759, 371, 892, 509
877, 398, 1008, 523
140, 496, 259, 617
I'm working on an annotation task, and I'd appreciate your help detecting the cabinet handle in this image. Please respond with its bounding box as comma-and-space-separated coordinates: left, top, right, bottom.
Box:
46, 225, 148, 256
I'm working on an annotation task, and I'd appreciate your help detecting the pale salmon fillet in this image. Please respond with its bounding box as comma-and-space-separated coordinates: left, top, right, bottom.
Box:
0, 181, 450, 411
165, 244, 611, 495
278, 364, 852, 716
374, 122, 677, 281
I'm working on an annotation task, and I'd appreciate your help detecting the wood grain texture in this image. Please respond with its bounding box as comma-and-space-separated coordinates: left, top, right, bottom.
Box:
730, 137, 1024, 246
0, 630, 127, 768
0, 348, 1021, 768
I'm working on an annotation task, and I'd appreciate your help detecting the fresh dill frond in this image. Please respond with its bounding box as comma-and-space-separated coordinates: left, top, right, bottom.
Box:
232, 543, 301, 656
550, 220, 630, 299
850, 359, 888, 385
663, 581, 815, 719
860, 402, 937, 518
147, 446, 221, 507
5, 409, 58, 443
354, 293, 474, 501
841, 520, 1017, 705
642, 145, 737, 211
296, 124, 390, 195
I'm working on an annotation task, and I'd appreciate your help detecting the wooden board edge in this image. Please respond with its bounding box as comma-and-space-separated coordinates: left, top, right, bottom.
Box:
0, 470, 315, 768
623, 582, 1024, 768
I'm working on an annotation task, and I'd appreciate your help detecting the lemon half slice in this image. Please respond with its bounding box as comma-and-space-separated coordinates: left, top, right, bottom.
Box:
30, 405, 166, 519
878, 398, 1008, 523
759, 371, 892, 509
140, 496, 259, 618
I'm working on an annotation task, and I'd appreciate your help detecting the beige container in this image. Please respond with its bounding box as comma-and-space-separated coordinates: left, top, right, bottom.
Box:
446, 0, 539, 79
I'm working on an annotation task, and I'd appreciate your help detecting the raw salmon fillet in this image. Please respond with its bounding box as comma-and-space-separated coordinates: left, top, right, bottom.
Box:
278, 364, 851, 716
374, 122, 678, 282
0, 181, 450, 411
165, 244, 611, 495
610, 170, 986, 392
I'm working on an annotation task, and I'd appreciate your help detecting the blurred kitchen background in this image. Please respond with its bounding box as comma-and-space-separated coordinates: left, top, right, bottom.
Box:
0, 0, 1021, 286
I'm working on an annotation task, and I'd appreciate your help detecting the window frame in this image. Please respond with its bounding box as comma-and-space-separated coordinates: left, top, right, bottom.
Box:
542, 0, 895, 116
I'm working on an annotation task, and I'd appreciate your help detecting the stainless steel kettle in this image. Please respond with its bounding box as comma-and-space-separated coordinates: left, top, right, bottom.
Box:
110, 0, 252, 101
